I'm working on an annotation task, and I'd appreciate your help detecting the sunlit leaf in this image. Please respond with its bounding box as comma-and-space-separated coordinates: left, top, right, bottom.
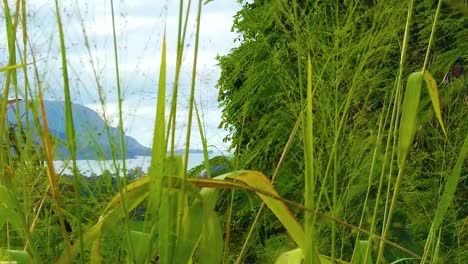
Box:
0, 64, 23, 72
275, 248, 339, 264
226, 171, 306, 251
423, 70, 446, 136
276, 248, 303, 264
90, 239, 102, 264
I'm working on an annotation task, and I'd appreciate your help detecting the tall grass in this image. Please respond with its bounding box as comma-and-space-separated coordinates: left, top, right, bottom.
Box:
1, 0, 466, 263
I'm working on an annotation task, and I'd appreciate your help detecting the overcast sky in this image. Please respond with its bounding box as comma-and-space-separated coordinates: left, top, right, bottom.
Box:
4, 0, 241, 152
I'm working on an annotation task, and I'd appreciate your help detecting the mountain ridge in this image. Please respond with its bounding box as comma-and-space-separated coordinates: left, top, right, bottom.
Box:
6, 100, 152, 160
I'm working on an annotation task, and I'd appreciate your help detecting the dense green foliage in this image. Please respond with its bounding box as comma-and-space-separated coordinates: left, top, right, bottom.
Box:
1, 0, 467, 263
217, 0, 467, 262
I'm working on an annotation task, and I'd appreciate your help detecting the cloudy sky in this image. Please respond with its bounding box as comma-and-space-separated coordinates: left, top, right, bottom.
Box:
6, 0, 241, 152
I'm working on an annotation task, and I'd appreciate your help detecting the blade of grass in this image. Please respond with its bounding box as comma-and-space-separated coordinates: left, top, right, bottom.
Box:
397, 71, 423, 168
421, 135, 468, 263
167, 0, 192, 153
423, 70, 447, 136
108, 0, 135, 261
146, 27, 167, 252
303, 53, 319, 263
194, 100, 211, 178
53, 0, 85, 260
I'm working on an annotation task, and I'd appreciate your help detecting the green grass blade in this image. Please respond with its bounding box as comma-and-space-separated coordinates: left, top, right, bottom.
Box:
53, 1, 85, 259
423, 70, 447, 136
421, 135, 468, 263
304, 53, 319, 264
148, 30, 167, 216
159, 156, 183, 264
0, 64, 23, 72
432, 134, 467, 229
158, 187, 178, 264
194, 101, 211, 178
398, 71, 423, 168
90, 240, 102, 264
351, 241, 373, 264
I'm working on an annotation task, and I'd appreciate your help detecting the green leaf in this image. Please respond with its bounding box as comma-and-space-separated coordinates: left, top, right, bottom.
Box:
431, 135, 468, 230
158, 188, 178, 264
0, 207, 7, 229
174, 200, 204, 264
128, 231, 152, 264
276, 248, 303, 264
0, 63, 23, 72
398, 71, 423, 168
4, 250, 31, 264
423, 70, 446, 136
351, 240, 373, 264
275, 248, 340, 264
198, 208, 223, 264
148, 29, 167, 217
0, 186, 22, 231
90, 239, 102, 264
226, 171, 306, 252
56, 177, 150, 263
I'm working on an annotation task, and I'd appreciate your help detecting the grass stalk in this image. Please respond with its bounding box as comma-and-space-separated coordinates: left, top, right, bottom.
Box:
179, 0, 203, 247
108, 0, 134, 261
53, 0, 85, 260
368, 0, 414, 260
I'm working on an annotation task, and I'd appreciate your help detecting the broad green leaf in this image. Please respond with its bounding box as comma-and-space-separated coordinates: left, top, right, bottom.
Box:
198, 209, 223, 264
158, 188, 178, 264
276, 248, 303, 264
351, 240, 373, 264
226, 171, 306, 251
4, 250, 31, 264
0, 207, 7, 229
398, 71, 423, 168
174, 200, 204, 264
0, 186, 22, 231
128, 231, 152, 264
159, 156, 183, 264
56, 177, 150, 263
275, 248, 339, 264
423, 70, 446, 136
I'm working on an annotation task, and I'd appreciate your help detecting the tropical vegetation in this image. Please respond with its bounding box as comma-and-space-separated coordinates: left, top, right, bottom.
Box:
0, 0, 466, 263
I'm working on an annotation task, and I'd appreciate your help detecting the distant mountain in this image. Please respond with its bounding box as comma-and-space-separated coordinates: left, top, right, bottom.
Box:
6, 100, 151, 160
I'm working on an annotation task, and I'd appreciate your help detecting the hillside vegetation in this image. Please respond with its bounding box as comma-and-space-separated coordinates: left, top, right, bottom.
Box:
0, 0, 466, 263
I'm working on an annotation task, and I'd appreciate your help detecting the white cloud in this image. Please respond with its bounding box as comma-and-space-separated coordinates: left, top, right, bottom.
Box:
4, 0, 240, 151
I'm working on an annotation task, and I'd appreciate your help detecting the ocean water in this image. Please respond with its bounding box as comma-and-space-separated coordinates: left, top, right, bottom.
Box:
53, 153, 207, 176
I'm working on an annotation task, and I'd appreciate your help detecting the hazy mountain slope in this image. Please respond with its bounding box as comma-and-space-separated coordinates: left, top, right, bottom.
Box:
6, 100, 151, 159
